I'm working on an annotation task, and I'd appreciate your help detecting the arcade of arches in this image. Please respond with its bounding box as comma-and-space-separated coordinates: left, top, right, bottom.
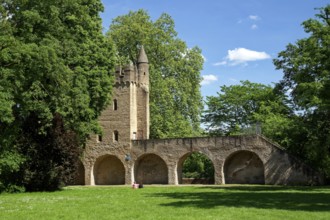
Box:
74, 150, 266, 185
75, 135, 322, 186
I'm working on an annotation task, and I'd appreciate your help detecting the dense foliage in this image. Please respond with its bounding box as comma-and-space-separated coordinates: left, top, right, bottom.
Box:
273, 5, 330, 178
0, 0, 115, 192
107, 10, 204, 138
203, 81, 292, 140
183, 152, 214, 180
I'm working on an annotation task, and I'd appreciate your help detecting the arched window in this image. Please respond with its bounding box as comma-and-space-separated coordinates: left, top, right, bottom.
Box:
114, 130, 119, 142
113, 99, 118, 111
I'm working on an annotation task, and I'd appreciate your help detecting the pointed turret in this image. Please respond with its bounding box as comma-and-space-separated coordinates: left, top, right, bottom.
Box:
137, 45, 148, 64
137, 45, 149, 86
136, 45, 149, 139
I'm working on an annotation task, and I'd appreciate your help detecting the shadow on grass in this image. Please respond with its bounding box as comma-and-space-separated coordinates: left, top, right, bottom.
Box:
198, 185, 330, 192
148, 185, 330, 211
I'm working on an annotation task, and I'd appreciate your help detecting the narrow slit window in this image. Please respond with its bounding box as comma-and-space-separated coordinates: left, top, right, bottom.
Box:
97, 135, 102, 142
113, 99, 118, 110
114, 130, 119, 142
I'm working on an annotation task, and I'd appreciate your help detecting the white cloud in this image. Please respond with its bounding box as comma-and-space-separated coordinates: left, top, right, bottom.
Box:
201, 74, 218, 85
214, 48, 271, 67
227, 48, 271, 65
251, 24, 258, 30
229, 78, 238, 83
213, 61, 227, 66
248, 16, 260, 30
249, 15, 260, 21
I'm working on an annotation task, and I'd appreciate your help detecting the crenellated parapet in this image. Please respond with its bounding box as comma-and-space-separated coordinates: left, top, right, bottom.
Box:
113, 46, 149, 88
114, 62, 136, 84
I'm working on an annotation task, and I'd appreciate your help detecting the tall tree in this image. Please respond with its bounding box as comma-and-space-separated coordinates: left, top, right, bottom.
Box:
273, 5, 330, 177
0, 0, 115, 192
107, 10, 204, 138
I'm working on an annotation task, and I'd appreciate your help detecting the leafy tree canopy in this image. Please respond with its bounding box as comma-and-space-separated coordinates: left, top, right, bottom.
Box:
202, 80, 292, 137
0, 0, 115, 192
274, 5, 330, 113
273, 5, 330, 177
107, 10, 204, 138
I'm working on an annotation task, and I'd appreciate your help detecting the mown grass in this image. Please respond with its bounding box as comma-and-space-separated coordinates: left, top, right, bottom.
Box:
0, 185, 330, 220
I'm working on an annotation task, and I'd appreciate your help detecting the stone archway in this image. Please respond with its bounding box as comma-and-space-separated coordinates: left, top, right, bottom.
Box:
93, 155, 125, 185
177, 152, 215, 184
177, 153, 190, 184
224, 150, 265, 184
134, 153, 168, 184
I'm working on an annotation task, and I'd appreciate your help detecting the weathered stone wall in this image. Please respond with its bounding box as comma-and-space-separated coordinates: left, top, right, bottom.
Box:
93, 155, 125, 185
224, 151, 265, 184
134, 154, 168, 184
99, 82, 132, 143
80, 135, 323, 186
136, 86, 149, 139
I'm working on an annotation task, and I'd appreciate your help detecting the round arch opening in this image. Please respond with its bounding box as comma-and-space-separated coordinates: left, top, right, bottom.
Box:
224, 150, 265, 184
177, 152, 215, 184
134, 154, 168, 184
93, 155, 125, 185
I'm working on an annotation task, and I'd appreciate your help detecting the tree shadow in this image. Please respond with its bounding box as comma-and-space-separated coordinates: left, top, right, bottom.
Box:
198, 185, 330, 192
147, 185, 330, 212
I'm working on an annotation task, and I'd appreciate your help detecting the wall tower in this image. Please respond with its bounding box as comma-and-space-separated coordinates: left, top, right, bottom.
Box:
96, 46, 150, 144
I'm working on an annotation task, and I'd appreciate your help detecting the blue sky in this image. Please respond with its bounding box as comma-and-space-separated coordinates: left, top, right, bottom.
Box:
101, 0, 327, 98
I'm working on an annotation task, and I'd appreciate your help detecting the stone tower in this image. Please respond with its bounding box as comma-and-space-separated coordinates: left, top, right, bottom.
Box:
96, 46, 149, 144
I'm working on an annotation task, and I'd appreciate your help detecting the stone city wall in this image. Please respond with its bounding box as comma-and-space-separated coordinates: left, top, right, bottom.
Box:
78, 135, 323, 186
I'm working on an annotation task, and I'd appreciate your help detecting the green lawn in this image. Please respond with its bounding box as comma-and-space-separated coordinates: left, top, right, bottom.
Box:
0, 185, 330, 220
